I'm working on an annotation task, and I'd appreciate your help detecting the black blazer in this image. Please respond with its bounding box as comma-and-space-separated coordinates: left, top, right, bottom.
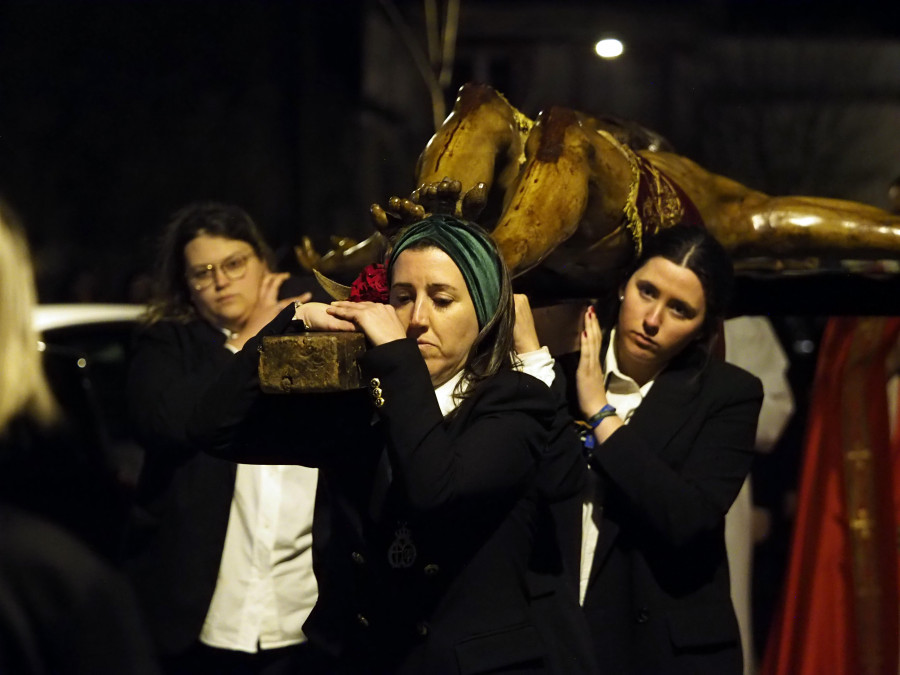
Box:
187, 309, 593, 674
123, 277, 321, 655
123, 318, 238, 656
561, 348, 763, 675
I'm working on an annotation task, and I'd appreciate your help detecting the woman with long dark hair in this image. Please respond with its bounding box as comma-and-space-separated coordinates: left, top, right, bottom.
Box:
125, 201, 329, 675
571, 223, 763, 673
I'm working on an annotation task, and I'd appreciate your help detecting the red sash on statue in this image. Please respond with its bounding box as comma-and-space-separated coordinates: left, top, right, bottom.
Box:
594, 129, 706, 258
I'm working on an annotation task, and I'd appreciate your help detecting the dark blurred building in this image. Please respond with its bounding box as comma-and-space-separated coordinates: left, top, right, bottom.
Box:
3, 1, 900, 302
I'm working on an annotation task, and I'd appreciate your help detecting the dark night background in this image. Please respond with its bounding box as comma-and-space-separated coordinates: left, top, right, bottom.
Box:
3, 0, 899, 303
3, 0, 900, 665
1, 0, 366, 302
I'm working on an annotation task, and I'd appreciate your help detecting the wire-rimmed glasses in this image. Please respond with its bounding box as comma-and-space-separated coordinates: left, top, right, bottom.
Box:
186, 251, 255, 291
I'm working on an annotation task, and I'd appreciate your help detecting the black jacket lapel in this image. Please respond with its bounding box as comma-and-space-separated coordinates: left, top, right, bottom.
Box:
588, 352, 705, 581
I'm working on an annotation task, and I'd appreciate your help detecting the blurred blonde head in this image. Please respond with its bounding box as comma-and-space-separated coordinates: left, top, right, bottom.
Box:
0, 202, 58, 431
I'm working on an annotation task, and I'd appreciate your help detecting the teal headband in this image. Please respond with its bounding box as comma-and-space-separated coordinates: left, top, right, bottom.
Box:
387, 214, 502, 328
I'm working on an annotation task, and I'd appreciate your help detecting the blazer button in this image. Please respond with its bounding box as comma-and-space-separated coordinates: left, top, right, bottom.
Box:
415, 621, 429, 637
357, 613, 370, 628
423, 563, 440, 577
635, 607, 650, 624
369, 378, 385, 406
351, 551, 365, 565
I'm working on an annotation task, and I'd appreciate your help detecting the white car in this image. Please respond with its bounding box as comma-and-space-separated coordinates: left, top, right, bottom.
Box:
34, 303, 146, 490
34, 303, 145, 335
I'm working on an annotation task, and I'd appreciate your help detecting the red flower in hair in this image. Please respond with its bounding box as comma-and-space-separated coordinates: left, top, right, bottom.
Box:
349, 263, 389, 303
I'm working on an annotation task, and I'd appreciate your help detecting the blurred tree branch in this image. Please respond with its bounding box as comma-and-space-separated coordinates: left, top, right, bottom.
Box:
378, 0, 460, 132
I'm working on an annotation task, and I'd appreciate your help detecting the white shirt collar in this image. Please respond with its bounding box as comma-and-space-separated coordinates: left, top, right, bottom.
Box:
604, 327, 656, 400
433, 369, 467, 417
434, 347, 558, 417
218, 325, 240, 354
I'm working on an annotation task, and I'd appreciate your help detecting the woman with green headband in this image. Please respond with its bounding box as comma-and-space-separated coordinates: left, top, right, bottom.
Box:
187, 213, 595, 674
327, 214, 510, 393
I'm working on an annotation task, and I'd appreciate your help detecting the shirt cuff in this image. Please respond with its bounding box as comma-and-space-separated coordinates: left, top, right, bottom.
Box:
516, 346, 556, 387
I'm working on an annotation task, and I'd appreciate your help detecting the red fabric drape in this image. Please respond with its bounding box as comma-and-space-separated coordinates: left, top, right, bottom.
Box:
761, 317, 900, 675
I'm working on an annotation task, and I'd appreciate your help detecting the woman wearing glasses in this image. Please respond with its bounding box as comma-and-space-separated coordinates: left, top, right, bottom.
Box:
125, 202, 330, 675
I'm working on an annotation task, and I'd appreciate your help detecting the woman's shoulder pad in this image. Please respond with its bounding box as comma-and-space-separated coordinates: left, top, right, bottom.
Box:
708, 359, 764, 396
132, 317, 216, 345
469, 369, 556, 411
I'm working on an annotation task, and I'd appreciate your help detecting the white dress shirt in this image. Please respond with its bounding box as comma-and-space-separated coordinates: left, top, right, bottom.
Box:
199, 338, 319, 653
434, 370, 467, 417
578, 328, 655, 605
434, 347, 556, 416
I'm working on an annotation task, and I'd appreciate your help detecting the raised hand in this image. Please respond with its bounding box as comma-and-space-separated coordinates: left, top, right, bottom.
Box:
326, 300, 406, 347
575, 305, 608, 418
295, 301, 357, 333
512, 294, 541, 354
229, 273, 311, 350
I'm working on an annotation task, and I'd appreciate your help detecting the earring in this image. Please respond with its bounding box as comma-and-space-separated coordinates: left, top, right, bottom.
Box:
618, 294, 624, 302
